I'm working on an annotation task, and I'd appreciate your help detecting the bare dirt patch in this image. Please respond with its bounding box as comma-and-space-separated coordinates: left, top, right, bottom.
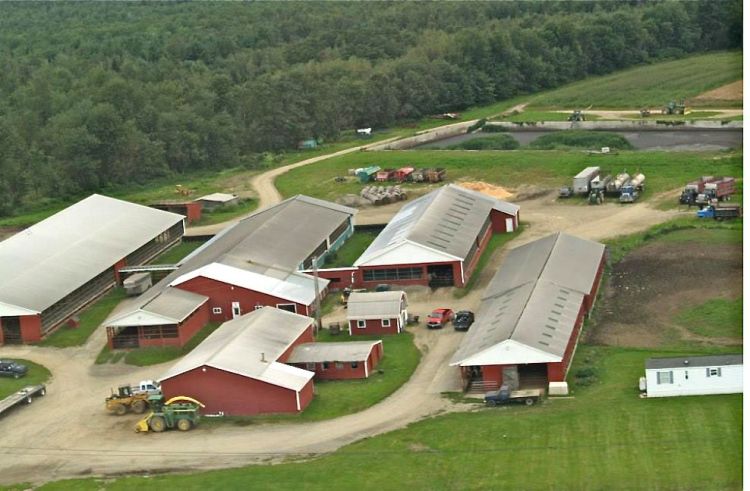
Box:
586, 239, 742, 348
691, 80, 743, 103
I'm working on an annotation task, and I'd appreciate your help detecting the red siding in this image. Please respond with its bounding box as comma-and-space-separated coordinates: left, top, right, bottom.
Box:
583, 254, 606, 312
291, 342, 383, 380
175, 276, 313, 322
314, 268, 358, 290
277, 324, 315, 363
20, 315, 42, 343
481, 365, 505, 389
349, 317, 400, 336
177, 301, 211, 345
161, 365, 313, 415
113, 259, 127, 284
184, 202, 203, 223
461, 223, 493, 287
547, 299, 587, 382
490, 209, 519, 233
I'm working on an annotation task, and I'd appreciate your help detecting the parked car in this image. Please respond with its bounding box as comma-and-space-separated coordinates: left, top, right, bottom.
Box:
453, 311, 475, 331
0, 360, 28, 379
426, 308, 454, 329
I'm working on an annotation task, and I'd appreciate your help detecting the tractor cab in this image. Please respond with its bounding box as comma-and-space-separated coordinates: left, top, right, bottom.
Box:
115, 385, 133, 398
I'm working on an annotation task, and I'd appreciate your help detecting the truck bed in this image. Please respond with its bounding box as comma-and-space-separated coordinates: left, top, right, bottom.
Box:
0, 385, 46, 416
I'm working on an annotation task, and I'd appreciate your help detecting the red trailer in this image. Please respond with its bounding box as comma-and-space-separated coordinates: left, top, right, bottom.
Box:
704, 177, 735, 201
376, 169, 396, 182
394, 167, 415, 182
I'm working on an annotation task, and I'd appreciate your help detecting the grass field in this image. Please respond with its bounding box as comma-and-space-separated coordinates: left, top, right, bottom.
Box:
149, 240, 207, 265
276, 149, 742, 204
527, 51, 742, 109
324, 231, 378, 268
0, 360, 51, 400
38, 288, 127, 348
35, 344, 741, 491
675, 298, 742, 339
528, 131, 632, 150
448, 133, 519, 150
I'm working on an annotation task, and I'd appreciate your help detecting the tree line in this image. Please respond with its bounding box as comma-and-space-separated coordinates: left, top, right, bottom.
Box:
0, 1, 741, 216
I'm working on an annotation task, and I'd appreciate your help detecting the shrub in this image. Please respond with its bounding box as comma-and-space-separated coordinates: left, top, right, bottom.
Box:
448, 134, 520, 150
529, 130, 633, 150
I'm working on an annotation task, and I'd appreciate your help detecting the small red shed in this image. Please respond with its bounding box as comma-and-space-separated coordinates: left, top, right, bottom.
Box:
158, 307, 316, 416
346, 291, 407, 336
287, 340, 384, 380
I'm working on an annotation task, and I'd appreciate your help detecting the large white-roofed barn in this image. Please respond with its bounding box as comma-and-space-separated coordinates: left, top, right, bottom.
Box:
0, 194, 184, 344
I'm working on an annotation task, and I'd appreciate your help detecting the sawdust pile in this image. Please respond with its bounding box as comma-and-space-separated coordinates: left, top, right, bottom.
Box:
457, 181, 513, 200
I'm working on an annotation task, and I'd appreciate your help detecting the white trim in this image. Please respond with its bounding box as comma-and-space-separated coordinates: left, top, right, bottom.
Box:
295, 390, 301, 411
276, 303, 297, 314
364, 358, 369, 378
231, 302, 241, 319
460, 260, 465, 286
381, 318, 391, 328
357, 319, 366, 329
354, 239, 461, 267
505, 217, 514, 232
212, 307, 223, 315
0, 301, 40, 317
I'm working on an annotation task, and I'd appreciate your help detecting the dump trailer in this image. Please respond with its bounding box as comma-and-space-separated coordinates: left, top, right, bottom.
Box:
679, 176, 714, 205
135, 395, 205, 433
696, 205, 742, 221
606, 172, 630, 195
573, 166, 600, 194
484, 386, 543, 406
700, 177, 735, 202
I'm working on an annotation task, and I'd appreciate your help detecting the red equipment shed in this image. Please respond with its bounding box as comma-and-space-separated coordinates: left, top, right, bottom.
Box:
287, 340, 384, 380
158, 307, 315, 416
346, 291, 407, 336
450, 233, 605, 392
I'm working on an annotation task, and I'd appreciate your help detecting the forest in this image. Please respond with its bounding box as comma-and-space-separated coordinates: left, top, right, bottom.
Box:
0, 1, 741, 216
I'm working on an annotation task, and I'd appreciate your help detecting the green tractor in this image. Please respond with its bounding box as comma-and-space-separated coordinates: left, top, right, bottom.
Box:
662, 100, 686, 115
568, 110, 585, 122
588, 189, 605, 205
135, 395, 205, 433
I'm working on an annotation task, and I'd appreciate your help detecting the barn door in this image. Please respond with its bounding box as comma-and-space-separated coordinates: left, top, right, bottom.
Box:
505, 218, 514, 232
231, 302, 241, 319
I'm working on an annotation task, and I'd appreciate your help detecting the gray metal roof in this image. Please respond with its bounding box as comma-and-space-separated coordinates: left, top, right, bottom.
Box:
451, 232, 604, 365
355, 184, 519, 266
105, 195, 353, 326
143, 288, 208, 322
575, 167, 600, 179
347, 291, 406, 320
196, 193, 237, 203
646, 354, 743, 370
159, 307, 314, 391
0, 194, 184, 315
287, 341, 382, 363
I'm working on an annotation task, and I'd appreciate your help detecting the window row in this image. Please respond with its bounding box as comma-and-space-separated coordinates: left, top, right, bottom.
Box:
363, 267, 423, 282
357, 319, 391, 328
306, 361, 359, 370
656, 367, 724, 385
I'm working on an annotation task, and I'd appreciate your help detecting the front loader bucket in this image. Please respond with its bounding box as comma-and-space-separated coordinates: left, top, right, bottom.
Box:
134, 412, 153, 433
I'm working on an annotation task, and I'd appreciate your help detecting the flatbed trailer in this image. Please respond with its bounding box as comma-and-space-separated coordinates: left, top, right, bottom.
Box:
0, 384, 46, 417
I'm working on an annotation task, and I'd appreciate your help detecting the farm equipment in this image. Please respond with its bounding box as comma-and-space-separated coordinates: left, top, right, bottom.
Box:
135, 395, 204, 433
639, 108, 651, 117
484, 386, 543, 406
106, 380, 162, 415
619, 174, 644, 203
340, 287, 366, 306
568, 110, 585, 122
662, 100, 686, 115
376, 168, 395, 182
606, 172, 631, 195
394, 167, 415, 182
426, 167, 446, 183
695, 177, 735, 207
0, 385, 46, 418
590, 174, 612, 192
696, 204, 742, 221
174, 185, 192, 196
588, 189, 605, 205
360, 185, 406, 205
679, 176, 715, 205
356, 166, 381, 183
573, 166, 600, 194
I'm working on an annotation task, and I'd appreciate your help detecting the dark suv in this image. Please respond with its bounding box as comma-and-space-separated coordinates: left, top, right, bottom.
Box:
453, 311, 475, 331
0, 360, 28, 379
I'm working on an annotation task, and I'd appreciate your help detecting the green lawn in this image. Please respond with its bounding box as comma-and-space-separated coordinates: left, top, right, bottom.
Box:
528, 130, 633, 150
36, 345, 741, 491
38, 288, 128, 348
0, 360, 51, 400
454, 225, 524, 298
276, 149, 742, 204
150, 240, 207, 265
528, 51, 742, 109
324, 231, 378, 268
675, 298, 742, 339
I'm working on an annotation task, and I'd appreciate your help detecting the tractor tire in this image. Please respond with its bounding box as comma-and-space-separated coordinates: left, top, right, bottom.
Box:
149, 415, 167, 432
487, 400, 497, 407
113, 403, 127, 416
176, 418, 192, 431
524, 398, 535, 406
131, 399, 147, 414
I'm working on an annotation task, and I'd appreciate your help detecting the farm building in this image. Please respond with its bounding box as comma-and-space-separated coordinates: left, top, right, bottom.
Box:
103, 288, 210, 349
641, 354, 743, 398
170, 262, 329, 320
104, 195, 354, 348
0, 194, 184, 345
149, 201, 203, 224
450, 232, 605, 392
159, 307, 315, 416
287, 340, 384, 380
347, 291, 407, 336
353, 184, 519, 288
195, 192, 240, 210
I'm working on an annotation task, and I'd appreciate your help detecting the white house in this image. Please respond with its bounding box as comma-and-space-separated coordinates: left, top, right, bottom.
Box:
641, 354, 743, 398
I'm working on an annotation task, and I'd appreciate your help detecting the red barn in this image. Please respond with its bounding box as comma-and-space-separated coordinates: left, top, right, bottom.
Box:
158, 307, 315, 416
0, 194, 184, 345
169, 262, 329, 321
287, 340, 384, 380
353, 184, 519, 288
346, 291, 407, 336
450, 233, 605, 393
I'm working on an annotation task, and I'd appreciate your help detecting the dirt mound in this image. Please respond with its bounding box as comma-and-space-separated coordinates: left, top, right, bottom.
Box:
513, 184, 552, 201
336, 194, 372, 208
691, 80, 743, 102
457, 181, 513, 200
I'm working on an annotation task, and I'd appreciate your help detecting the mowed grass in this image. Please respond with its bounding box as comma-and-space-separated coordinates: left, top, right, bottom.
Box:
38, 288, 128, 348
324, 231, 378, 268
149, 239, 207, 265
528, 51, 742, 109
276, 149, 742, 204
675, 298, 742, 339
37, 345, 741, 491
0, 360, 51, 400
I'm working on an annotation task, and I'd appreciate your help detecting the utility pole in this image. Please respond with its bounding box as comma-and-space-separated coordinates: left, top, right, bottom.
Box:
312, 256, 322, 335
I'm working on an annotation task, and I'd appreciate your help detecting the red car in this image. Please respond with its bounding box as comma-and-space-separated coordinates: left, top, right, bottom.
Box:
426, 308, 454, 329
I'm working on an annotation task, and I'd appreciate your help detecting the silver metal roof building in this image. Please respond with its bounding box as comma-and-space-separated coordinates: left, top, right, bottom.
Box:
105, 288, 209, 327
288, 340, 383, 363
646, 354, 743, 370
355, 184, 519, 267
451, 232, 605, 367
346, 291, 406, 320
159, 307, 314, 391
0, 194, 184, 317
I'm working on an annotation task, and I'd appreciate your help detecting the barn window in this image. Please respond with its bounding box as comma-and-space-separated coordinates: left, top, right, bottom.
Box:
322, 362, 330, 370
357, 320, 366, 329
306, 363, 316, 371
706, 367, 722, 377
382, 319, 391, 327
212, 307, 222, 315
657, 371, 673, 384
335, 362, 344, 370
351, 361, 359, 368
